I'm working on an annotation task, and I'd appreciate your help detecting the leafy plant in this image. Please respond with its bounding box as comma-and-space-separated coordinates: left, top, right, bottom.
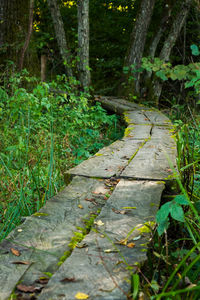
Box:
0, 70, 123, 240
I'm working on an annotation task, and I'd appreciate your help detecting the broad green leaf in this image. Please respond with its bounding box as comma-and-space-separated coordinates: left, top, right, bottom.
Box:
157, 218, 169, 236
190, 44, 200, 56
170, 204, 185, 222
150, 280, 160, 292
174, 195, 189, 205
156, 70, 168, 81
131, 274, 139, 299
123, 66, 129, 74
156, 202, 171, 224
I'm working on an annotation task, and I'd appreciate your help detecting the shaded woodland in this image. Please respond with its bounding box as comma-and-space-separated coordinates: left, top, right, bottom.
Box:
0, 0, 200, 298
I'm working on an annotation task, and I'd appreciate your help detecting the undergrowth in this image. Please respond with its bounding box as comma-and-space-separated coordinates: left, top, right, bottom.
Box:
0, 70, 123, 240
135, 108, 200, 299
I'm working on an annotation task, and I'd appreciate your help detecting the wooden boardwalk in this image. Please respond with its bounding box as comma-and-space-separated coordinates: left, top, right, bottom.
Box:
0, 97, 177, 300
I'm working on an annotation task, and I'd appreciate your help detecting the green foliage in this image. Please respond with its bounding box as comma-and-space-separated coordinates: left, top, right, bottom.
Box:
142, 46, 200, 97
190, 44, 200, 56
156, 195, 189, 236
0, 70, 123, 240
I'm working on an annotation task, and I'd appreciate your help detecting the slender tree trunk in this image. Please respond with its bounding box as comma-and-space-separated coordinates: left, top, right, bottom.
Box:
19, 0, 34, 71
145, 3, 172, 80
47, 0, 73, 78
77, 0, 90, 89
125, 0, 155, 94
154, 0, 193, 100
0, 0, 40, 73
0, 0, 5, 47
41, 54, 47, 82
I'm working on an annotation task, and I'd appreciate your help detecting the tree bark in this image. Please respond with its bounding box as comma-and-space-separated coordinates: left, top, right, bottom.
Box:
154, 0, 193, 100
77, 0, 90, 89
47, 0, 73, 78
125, 0, 155, 94
19, 0, 34, 71
41, 54, 47, 82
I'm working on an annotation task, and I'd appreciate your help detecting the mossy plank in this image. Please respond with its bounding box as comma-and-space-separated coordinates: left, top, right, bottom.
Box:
0, 177, 111, 296
123, 124, 152, 140
66, 139, 143, 178
124, 111, 152, 125
144, 110, 171, 125
38, 180, 164, 300
121, 138, 177, 180
95, 95, 147, 113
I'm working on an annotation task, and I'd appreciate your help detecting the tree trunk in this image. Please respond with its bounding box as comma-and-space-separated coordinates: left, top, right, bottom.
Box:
41, 54, 47, 82
0, 0, 29, 65
47, 0, 73, 78
154, 0, 193, 100
0, 0, 5, 47
19, 0, 34, 71
125, 0, 155, 94
77, 0, 90, 89
145, 3, 172, 81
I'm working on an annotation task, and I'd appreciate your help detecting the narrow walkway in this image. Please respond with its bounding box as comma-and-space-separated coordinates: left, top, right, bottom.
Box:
0, 97, 177, 300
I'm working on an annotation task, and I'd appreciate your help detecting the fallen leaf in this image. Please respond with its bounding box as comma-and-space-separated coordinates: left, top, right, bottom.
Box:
115, 239, 127, 246
17, 284, 42, 293
104, 249, 119, 253
76, 243, 88, 248
60, 277, 76, 283
104, 249, 112, 253
112, 208, 127, 215
78, 204, 83, 209
10, 248, 21, 256
127, 242, 135, 248
35, 277, 49, 284
12, 261, 31, 265
94, 220, 104, 226
75, 292, 89, 299
17, 228, 23, 232
85, 198, 97, 205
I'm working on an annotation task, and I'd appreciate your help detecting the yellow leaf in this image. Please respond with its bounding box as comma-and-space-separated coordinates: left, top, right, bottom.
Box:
10, 248, 21, 256
75, 292, 89, 299
78, 204, 83, 209
94, 220, 104, 226
127, 242, 135, 248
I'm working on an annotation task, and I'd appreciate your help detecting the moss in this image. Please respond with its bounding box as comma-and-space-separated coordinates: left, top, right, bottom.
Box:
64, 172, 73, 185
124, 126, 135, 137
95, 153, 103, 156
33, 212, 49, 217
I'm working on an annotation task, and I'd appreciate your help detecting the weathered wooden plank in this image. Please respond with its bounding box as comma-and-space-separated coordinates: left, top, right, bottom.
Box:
39, 180, 165, 300
121, 139, 177, 180
123, 124, 152, 140
124, 111, 152, 125
66, 139, 143, 178
144, 110, 172, 125
0, 243, 33, 300
0, 177, 111, 298
151, 125, 176, 142
95, 95, 147, 113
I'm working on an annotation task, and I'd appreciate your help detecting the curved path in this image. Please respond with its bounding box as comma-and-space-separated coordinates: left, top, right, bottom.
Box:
0, 97, 177, 300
